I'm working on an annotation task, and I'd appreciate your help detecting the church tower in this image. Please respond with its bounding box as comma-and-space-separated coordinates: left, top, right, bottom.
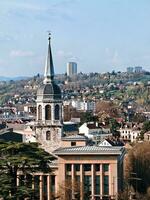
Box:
36, 34, 63, 153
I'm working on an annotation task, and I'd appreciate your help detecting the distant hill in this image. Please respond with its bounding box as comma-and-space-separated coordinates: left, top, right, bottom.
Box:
0, 76, 30, 81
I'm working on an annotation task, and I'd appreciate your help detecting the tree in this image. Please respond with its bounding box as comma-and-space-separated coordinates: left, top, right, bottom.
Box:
0, 142, 55, 200
142, 121, 150, 133
140, 121, 150, 139
109, 118, 120, 136
56, 179, 81, 200
80, 112, 98, 124
125, 142, 150, 194
95, 101, 119, 120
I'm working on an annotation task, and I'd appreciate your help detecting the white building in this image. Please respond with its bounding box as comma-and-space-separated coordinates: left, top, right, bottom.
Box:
79, 122, 111, 144
67, 62, 77, 76
71, 99, 95, 112
119, 124, 141, 142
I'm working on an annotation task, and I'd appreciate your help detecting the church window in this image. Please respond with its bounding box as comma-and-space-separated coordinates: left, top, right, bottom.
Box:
45, 105, 51, 120
54, 105, 59, 120
46, 131, 51, 140
38, 105, 42, 120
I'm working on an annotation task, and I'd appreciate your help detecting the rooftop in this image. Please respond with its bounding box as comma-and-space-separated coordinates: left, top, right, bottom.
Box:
62, 134, 88, 141
54, 145, 125, 155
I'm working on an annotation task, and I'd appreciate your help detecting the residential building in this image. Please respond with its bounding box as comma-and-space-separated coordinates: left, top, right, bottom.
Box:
72, 99, 96, 112
63, 121, 79, 136
98, 138, 124, 147
79, 122, 112, 144
119, 123, 141, 142
0, 128, 23, 142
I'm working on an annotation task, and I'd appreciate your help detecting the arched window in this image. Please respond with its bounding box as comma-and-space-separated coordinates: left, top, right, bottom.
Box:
38, 105, 42, 120
46, 131, 51, 140
45, 105, 51, 120
55, 105, 59, 120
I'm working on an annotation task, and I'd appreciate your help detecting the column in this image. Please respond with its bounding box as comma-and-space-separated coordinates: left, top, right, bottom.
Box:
100, 164, 103, 199
80, 164, 84, 200
72, 164, 75, 199
109, 164, 112, 197
47, 175, 51, 200
39, 175, 43, 200
91, 164, 95, 200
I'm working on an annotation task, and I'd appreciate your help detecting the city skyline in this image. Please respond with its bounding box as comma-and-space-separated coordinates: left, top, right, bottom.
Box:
0, 0, 150, 77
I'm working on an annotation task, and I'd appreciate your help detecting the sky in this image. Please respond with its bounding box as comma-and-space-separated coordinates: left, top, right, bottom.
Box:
0, 0, 150, 77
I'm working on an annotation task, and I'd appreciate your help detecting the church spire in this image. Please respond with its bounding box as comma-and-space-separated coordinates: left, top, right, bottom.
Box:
43, 33, 54, 84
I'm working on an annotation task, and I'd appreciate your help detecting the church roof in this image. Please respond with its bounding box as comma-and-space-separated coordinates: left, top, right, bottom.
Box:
37, 83, 61, 100
37, 34, 61, 100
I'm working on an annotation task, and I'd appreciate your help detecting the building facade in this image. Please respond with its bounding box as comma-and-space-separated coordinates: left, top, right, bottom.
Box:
35, 35, 63, 153
31, 146, 125, 200
71, 100, 96, 112
67, 62, 77, 76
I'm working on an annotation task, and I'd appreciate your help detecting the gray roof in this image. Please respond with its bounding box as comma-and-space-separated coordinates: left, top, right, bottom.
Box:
37, 83, 61, 100
37, 35, 61, 100
62, 134, 88, 141
54, 146, 125, 155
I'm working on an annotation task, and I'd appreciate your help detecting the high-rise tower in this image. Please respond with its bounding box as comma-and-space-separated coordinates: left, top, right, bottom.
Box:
36, 34, 63, 153
67, 62, 77, 76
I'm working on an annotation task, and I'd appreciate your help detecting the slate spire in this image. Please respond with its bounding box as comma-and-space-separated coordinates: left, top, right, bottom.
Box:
43, 33, 54, 84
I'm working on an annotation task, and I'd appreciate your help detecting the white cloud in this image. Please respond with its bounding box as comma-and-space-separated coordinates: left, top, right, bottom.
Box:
10, 50, 34, 57
56, 50, 74, 59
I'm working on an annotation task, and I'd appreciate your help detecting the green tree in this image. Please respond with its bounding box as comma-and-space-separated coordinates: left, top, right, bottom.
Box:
0, 142, 54, 200
142, 121, 150, 133
109, 118, 120, 136
140, 121, 150, 139
80, 112, 98, 124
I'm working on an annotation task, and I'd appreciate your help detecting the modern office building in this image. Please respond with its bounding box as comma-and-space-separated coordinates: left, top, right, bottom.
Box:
67, 62, 77, 76
126, 67, 134, 73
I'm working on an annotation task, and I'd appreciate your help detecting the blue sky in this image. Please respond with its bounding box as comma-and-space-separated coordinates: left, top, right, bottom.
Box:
0, 0, 150, 76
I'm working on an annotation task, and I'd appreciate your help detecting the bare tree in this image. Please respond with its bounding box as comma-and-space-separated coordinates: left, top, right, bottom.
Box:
55, 179, 81, 200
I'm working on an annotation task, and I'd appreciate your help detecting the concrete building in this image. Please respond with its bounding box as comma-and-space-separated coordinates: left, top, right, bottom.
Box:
67, 62, 77, 76
134, 66, 142, 73
29, 146, 125, 200
126, 67, 134, 73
